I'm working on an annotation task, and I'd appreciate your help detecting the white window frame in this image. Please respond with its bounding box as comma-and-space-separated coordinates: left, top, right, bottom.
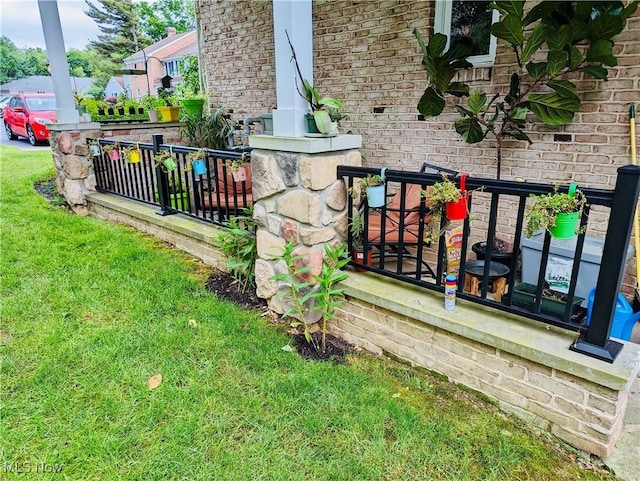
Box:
434, 0, 500, 67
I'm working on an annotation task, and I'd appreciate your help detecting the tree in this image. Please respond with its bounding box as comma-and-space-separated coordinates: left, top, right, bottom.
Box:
135, 0, 196, 42
84, 0, 149, 58
67, 49, 97, 78
0, 38, 48, 83
414, 0, 639, 179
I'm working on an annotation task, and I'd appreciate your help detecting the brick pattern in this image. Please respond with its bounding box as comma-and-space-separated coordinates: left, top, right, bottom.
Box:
196, 0, 640, 294
331, 299, 633, 458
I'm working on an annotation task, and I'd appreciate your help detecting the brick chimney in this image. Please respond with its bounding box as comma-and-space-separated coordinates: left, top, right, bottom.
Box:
166, 27, 177, 37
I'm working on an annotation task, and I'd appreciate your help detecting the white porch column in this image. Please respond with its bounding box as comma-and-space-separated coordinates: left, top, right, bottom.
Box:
272, 0, 312, 137
37, 0, 79, 124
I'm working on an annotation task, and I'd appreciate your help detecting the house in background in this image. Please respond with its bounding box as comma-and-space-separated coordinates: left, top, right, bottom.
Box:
103, 76, 125, 99
120, 28, 197, 99
0, 75, 94, 96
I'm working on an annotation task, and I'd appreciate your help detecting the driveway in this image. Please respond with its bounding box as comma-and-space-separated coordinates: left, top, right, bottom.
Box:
1, 127, 51, 151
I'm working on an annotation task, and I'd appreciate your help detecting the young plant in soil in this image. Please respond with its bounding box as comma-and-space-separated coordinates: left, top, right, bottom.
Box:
270, 240, 349, 354
215, 205, 257, 292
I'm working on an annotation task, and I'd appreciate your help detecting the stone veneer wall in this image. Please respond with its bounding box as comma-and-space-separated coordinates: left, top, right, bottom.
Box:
249, 147, 362, 315
49, 123, 181, 215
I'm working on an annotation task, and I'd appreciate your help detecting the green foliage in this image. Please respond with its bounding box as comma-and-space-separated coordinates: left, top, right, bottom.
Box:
85, 0, 150, 57
0, 37, 48, 83
134, 0, 196, 42
141, 95, 166, 110
270, 240, 349, 353
175, 55, 202, 99
215, 206, 257, 293
422, 174, 464, 241
414, 1, 638, 178
286, 30, 344, 135
67, 49, 96, 77
179, 107, 235, 150
524, 186, 587, 237
0, 145, 622, 481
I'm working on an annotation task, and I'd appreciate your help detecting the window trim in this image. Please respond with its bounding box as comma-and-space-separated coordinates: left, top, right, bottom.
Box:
434, 0, 500, 68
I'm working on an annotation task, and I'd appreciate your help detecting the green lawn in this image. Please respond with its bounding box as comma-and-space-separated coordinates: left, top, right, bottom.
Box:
0, 145, 618, 480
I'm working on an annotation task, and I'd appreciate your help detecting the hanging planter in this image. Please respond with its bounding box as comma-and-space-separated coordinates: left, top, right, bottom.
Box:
88, 141, 101, 157
154, 147, 178, 172
444, 174, 468, 221
524, 183, 587, 239
226, 153, 248, 182
102, 143, 120, 161
186, 149, 207, 176
356, 168, 386, 208
124, 144, 142, 164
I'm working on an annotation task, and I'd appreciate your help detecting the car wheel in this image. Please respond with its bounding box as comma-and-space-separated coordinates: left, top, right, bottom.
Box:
26, 125, 37, 146
5, 122, 17, 140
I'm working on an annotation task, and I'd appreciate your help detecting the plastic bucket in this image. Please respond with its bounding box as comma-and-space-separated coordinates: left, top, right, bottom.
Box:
127, 150, 141, 163
191, 159, 207, 176
586, 288, 635, 341
89, 145, 101, 156
163, 157, 178, 172
181, 99, 204, 119
366, 185, 385, 207
445, 195, 468, 220
550, 211, 580, 239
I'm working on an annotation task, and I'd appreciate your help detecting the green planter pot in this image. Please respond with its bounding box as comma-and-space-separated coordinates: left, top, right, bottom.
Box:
181, 99, 205, 119
155, 191, 190, 210
549, 211, 580, 239
510, 282, 584, 316
305, 113, 320, 134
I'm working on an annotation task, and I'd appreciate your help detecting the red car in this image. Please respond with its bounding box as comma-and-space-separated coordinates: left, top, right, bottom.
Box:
3, 93, 57, 145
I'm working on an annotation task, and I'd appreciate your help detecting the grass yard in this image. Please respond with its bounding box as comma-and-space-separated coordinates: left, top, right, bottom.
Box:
0, 145, 619, 480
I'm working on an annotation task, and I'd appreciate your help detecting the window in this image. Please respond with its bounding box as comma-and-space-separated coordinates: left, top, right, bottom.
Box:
434, 0, 499, 67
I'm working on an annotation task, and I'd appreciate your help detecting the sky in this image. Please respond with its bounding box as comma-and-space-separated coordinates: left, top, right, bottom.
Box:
0, 0, 150, 51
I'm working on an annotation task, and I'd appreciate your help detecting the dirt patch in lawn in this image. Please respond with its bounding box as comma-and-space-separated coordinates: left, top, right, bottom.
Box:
34, 178, 70, 209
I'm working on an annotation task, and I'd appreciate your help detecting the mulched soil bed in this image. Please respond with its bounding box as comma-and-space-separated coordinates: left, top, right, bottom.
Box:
205, 270, 353, 362
293, 331, 353, 363
34, 178, 70, 209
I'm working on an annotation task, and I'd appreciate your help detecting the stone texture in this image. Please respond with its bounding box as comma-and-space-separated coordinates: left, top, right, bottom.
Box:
253, 202, 267, 227
300, 154, 345, 191
251, 150, 286, 201
58, 133, 73, 154
326, 180, 348, 211
276, 152, 299, 186
256, 229, 286, 260
255, 259, 278, 299
63, 155, 89, 179
277, 190, 321, 225
346, 150, 363, 166
292, 245, 323, 282
282, 219, 298, 243
300, 226, 335, 246
64, 179, 87, 205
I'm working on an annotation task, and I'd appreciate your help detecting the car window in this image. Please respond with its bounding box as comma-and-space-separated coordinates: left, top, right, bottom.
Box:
25, 97, 56, 111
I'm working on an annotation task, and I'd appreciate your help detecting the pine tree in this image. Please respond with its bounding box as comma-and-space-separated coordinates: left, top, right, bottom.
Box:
84, 0, 149, 57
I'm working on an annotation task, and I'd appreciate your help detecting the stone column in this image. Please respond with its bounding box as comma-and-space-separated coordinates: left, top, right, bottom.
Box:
249, 135, 362, 314
49, 123, 102, 215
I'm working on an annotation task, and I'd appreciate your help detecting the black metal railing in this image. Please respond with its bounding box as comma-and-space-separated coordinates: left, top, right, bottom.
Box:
338, 163, 640, 362
89, 134, 252, 226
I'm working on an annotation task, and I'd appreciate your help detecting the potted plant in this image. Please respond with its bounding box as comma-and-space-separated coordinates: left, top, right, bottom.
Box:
350, 211, 372, 271
123, 144, 142, 164
101, 143, 120, 161
73, 91, 86, 115
356, 173, 386, 208
524, 184, 587, 239
226, 153, 248, 182
157, 87, 179, 122
154, 149, 178, 172
286, 30, 344, 135
141, 95, 165, 123
179, 107, 235, 150
423, 174, 470, 241
178, 88, 207, 119
186, 149, 208, 176
88, 139, 101, 157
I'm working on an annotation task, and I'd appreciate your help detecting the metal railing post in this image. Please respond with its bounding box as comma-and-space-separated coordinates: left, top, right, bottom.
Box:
570, 165, 640, 362
153, 133, 174, 216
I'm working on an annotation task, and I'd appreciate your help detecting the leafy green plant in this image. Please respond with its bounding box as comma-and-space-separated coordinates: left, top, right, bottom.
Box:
285, 30, 344, 134
215, 206, 257, 293
141, 95, 166, 110
349, 174, 384, 200
270, 240, 349, 353
414, 1, 638, 178
225, 152, 248, 172
179, 107, 235, 149
349, 211, 366, 251
524, 186, 587, 237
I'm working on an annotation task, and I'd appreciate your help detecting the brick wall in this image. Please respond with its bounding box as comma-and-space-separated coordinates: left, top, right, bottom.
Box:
196, 1, 640, 290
